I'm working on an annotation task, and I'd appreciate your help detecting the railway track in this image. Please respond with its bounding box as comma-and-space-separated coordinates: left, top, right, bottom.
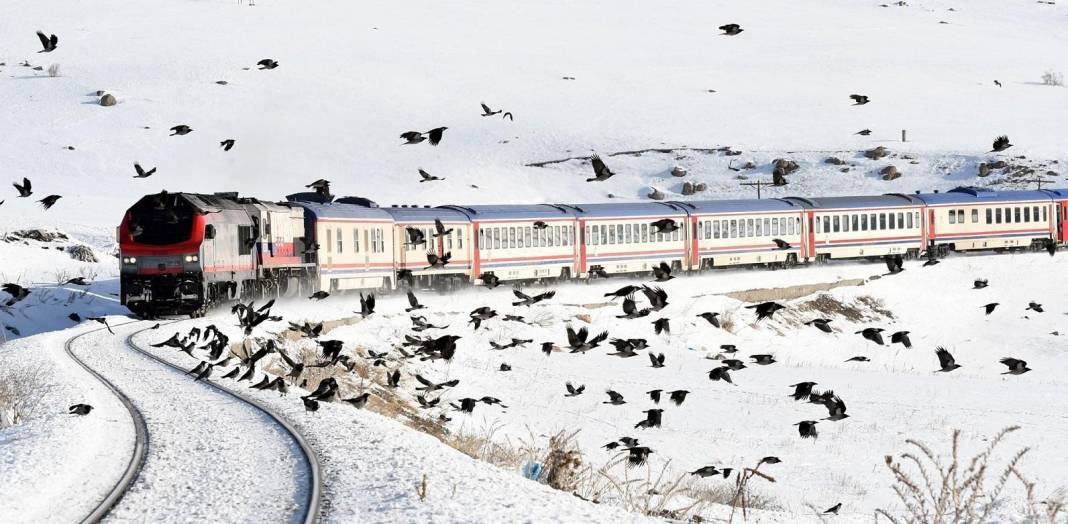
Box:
63, 321, 323, 524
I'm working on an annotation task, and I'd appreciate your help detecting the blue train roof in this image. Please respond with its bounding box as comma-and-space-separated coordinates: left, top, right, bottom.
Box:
449, 204, 579, 221
784, 194, 923, 210
1040, 188, 1068, 198
572, 201, 688, 218
916, 187, 1053, 206
379, 205, 470, 223
289, 200, 392, 221
683, 198, 807, 214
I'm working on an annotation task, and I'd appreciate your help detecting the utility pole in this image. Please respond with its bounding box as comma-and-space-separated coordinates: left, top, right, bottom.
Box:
1020, 177, 1053, 190
740, 180, 775, 199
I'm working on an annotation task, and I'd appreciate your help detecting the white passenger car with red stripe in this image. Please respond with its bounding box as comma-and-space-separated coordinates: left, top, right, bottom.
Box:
686, 199, 808, 268
916, 187, 1054, 252
786, 194, 926, 261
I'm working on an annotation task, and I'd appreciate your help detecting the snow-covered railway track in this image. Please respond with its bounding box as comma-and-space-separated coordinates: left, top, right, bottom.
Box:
64, 322, 322, 524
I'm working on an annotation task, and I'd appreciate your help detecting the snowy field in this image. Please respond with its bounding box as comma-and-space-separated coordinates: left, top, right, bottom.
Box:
2, 0, 1068, 522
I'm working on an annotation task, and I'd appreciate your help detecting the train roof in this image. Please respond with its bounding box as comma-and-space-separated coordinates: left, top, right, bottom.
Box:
916, 187, 1053, 205
288, 200, 392, 221
571, 201, 688, 218
379, 205, 470, 223
445, 204, 579, 221
683, 198, 807, 214
783, 193, 923, 210
1040, 188, 1068, 198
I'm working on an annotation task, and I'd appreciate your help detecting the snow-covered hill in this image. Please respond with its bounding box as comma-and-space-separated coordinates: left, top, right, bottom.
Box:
1, 0, 1066, 228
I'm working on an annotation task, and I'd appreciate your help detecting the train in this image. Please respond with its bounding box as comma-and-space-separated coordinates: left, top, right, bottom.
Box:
117, 186, 1068, 317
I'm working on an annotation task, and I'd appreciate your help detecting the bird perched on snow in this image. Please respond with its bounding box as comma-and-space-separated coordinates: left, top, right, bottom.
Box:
651, 262, 674, 282
982, 303, 999, 315
845, 356, 870, 362
36, 31, 58, 52
586, 155, 616, 182
885, 254, 905, 274
343, 392, 371, 409
86, 316, 114, 334
850, 94, 870, 105
69, 404, 93, 415
38, 195, 61, 210
170, 125, 193, 136
480, 102, 501, 116
890, 331, 912, 348
302, 397, 320, 412
13, 177, 32, 197
308, 291, 329, 300
795, 420, 819, 439
564, 382, 585, 397
824, 503, 842, 515
856, 129, 872, 136
974, 278, 989, 289
697, 312, 721, 328
805, 318, 833, 333
999, 357, 1031, 375
935, 346, 961, 372
718, 23, 743, 36
418, 168, 444, 182
479, 272, 501, 288
746, 301, 785, 321
257, 59, 279, 70
990, 135, 1012, 152
133, 163, 156, 178
220, 139, 236, 151
789, 381, 817, 401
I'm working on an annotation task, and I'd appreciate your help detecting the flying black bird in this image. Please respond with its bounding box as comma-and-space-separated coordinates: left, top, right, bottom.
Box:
426, 251, 451, 269
426, 127, 448, 146
635, 408, 663, 429
994, 80, 1002, 87
400, 131, 426, 144
627, 446, 653, 467
1026, 301, 1043, 313
358, 292, 375, 318
708, 366, 734, 384
512, 288, 555, 307
648, 389, 662, 403
760, 456, 781, 465
433, 218, 453, 238
651, 219, 679, 234
824, 503, 842, 515
386, 369, 401, 388
795, 420, 819, 439
502, 112, 513, 121
541, 342, 559, 357
133, 163, 156, 178
257, 59, 279, 70
405, 227, 427, 247
846, 356, 871, 362
419, 168, 444, 182
606, 285, 641, 299
603, 390, 626, 405
589, 266, 610, 279
498, 363, 511, 371
850, 94, 870, 105
668, 390, 689, 406
452, 397, 478, 414
469, 306, 497, 329
722, 359, 746, 371
935, 346, 961, 372
565, 382, 585, 397
772, 238, 791, 250
309, 291, 329, 300
719, 23, 743, 35
751, 354, 777, 365
982, 303, 999, 315
38, 195, 61, 210
890, 331, 912, 348
974, 279, 989, 289
856, 129, 872, 136
405, 291, 425, 312
789, 381, 817, 401
856, 327, 885, 345
566, 326, 609, 353
999, 357, 1031, 375
651, 262, 674, 282
480, 102, 501, 116
691, 466, 731, 478
13, 177, 31, 197
648, 352, 666, 368
220, 139, 236, 151
305, 179, 331, 197
747, 301, 785, 321
697, 312, 721, 328
170, 125, 193, 136
586, 155, 616, 182
36, 31, 58, 52
480, 272, 501, 288
414, 374, 460, 393
533, 221, 548, 230
69, 404, 92, 415
805, 318, 833, 333
653, 318, 670, 336
2, 283, 31, 306
990, 135, 1012, 153
822, 395, 849, 421
86, 316, 114, 334
885, 254, 904, 274
641, 286, 669, 311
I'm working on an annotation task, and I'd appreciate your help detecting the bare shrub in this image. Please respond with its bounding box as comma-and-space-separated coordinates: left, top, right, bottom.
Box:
47, 63, 60, 78
0, 362, 53, 428
1042, 70, 1064, 87
875, 426, 1065, 523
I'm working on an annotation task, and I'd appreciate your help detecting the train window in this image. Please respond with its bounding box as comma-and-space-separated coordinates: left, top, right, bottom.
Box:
767, 219, 775, 236
753, 218, 761, 237
608, 225, 616, 245
694, 222, 701, 241
1024, 207, 1031, 222
1042, 206, 1048, 222
847, 215, 855, 231
336, 228, 343, 253
456, 228, 463, 250
984, 208, 991, 224
507, 227, 515, 249
598, 225, 606, 245
995, 208, 1002, 224
447, 231, 454, 250
635, 223, 644, 242
948, 211, 956, 224
617, 225, 624, 243
889, 214, 897, 230
1005, 207, 1012, 223
727, 220, 735, 238
492, 228, 500, 249
971, 209, 978, 223
859, 214, 867, 231
325, 228, 332, 254
842, 215, 850, 232
875, 214, 883, 230
898, 213, 904, 228
550, 226, 558, 247
741, 219, 749, 237
525, 227, 533, 248
831, 216, 839, 233
708, 221, 716, 239
479, 229, 486, 250
353, 229, 360, 253
591, 226, 599, 246
1014, 207, 1021, 223
566, 226, 573, 246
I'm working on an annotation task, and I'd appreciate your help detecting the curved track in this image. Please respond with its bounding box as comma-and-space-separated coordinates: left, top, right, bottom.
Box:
64, 321, 323, 524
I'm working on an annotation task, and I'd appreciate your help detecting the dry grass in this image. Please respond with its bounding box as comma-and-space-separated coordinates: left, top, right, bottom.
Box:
1042, 69, 1064, 87
725, 279, 865, 303
47, 63, 60, 77
875, 426, 1065, 524
795, 293, 894, 322
0, 362, 52, 428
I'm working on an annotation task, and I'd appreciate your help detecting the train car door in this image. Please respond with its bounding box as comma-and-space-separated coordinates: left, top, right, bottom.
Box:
577, 219, 587, 275
805, 211, 816, 260
689, 215, 699, 270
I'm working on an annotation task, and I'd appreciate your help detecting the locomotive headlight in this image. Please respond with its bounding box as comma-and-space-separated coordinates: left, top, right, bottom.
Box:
184, 254, 199, 262
123, 257, 137, 264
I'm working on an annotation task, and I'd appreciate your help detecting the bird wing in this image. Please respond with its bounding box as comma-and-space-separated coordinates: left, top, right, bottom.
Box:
537, 291, 556, 301
481, 102, 491, 114
36, 31, 49, 49
621, 297, 636, 315
566, 326, 579, 346
419, 169, 431, 180
435, 218, 446, 234
512, 288, 531, 301
407, 291, 419, 308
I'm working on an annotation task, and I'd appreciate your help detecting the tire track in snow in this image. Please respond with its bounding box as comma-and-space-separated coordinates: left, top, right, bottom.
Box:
66, 322, 322, 523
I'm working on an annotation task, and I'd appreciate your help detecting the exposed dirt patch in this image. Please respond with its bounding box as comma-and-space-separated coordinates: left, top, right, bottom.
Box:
724, 278, 867, 303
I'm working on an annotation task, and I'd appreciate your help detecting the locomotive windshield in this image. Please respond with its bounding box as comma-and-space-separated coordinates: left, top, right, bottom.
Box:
127, 193, 196, 245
